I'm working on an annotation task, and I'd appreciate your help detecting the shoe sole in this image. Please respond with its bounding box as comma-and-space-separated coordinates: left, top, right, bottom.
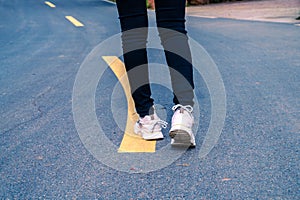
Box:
142, 132, 164, 141
169, 130, 195, 147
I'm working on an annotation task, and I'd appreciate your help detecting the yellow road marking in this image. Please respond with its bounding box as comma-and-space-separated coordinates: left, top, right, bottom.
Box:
45, 1, 56, 8
102, 56, 156, 153
65, 16, 84, 27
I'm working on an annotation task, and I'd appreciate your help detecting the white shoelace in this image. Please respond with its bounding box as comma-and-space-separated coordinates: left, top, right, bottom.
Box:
137, 116, 168, 130
172, 104, 193, 113
151, 120, 168, 133
155, 120, 168, 128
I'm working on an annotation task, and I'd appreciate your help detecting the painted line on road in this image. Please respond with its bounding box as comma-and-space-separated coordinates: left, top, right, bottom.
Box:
193, 15, 218, 19
45, 1, 56, 8
295, 24, 300, 27
102, 0, 116, 4
102, 56, 156, 153
65, 16, 84, 27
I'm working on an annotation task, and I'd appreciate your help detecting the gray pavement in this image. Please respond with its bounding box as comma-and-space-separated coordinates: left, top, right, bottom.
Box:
0, 0, 299, 199
187, 0, 300, 24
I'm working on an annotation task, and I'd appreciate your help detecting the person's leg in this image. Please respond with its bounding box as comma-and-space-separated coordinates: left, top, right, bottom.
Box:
155, 0, 196, 146
116, 0, 154, 117
154, 0, 194, 106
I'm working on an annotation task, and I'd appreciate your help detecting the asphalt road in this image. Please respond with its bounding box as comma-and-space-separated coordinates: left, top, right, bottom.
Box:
0, 0, 299, 199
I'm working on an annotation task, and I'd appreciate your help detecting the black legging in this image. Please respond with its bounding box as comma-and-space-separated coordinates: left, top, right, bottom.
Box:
116, 0, 194, 117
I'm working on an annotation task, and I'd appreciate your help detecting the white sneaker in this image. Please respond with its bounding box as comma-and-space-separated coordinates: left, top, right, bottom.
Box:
134, 112, 168, 140
169, 104, 196, 147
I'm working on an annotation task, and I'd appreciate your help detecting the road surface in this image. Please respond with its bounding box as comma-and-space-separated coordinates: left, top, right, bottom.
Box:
0, 0, 299, 199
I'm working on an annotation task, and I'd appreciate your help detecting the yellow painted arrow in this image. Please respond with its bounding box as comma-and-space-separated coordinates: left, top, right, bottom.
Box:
102, 56, 156, 153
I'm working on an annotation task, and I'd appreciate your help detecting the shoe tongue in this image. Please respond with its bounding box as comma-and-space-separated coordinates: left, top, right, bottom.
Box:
177, 107, 191, 114
174, 107, 184, 113
141, 115, 152, 122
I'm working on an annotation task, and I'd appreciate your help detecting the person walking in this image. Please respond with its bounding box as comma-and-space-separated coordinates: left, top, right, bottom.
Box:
116, 0, 196, 147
